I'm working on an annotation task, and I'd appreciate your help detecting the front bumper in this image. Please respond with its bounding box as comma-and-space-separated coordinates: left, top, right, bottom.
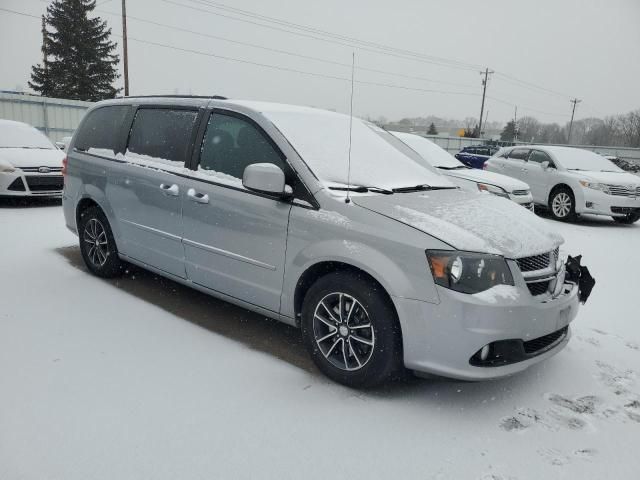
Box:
508, 191, 534, 211
0, 170, 63, 197
393, 272, 581, 381
578, 187, 640, 216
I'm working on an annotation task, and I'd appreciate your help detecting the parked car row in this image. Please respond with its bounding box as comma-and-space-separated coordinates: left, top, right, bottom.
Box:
54, 96, 595, 387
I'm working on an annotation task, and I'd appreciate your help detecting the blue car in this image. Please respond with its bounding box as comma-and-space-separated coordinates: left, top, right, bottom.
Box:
454, 145, 500, 169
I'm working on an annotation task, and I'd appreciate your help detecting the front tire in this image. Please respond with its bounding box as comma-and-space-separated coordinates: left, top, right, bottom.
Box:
612, 212, 640, 224
549, 187, 576, 221
78, 206, 124, 278
301, 271, 402, 388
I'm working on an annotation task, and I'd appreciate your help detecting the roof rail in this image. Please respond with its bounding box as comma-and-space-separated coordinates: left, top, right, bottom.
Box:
116, 94, 228, 100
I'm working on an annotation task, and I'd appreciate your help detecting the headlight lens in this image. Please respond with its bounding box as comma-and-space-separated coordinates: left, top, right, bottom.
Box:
0, 160, 16, 173
579, 180, 611, 194
426, 250, 514, 294
477, 183, 509, 198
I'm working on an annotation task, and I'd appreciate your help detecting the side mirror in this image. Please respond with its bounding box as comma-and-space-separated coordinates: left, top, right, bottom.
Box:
541, 161, 549, 170
242, 163, 291, 197
55, 141, 67, 151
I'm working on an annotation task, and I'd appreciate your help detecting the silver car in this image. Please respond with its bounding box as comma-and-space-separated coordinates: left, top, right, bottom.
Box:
62, 97, 594, 387
486, 145, 640, 224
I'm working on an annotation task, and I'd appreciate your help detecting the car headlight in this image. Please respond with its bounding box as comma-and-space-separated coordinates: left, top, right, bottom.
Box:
579, 180, 610, 194
0, 159, 16, 173
477, 183, 509, 198
426, 250, 514, 294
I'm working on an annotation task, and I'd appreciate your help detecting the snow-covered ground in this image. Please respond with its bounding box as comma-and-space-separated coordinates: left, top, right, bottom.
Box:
1, 200, 639, 480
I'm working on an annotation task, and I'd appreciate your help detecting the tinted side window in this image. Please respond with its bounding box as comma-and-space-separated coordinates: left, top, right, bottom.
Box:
465, 147, 476, 154
126, 108, 198, 166
529, 150, 552, 164
75, 105, 130, 157
198, 113, 286, 186
508, 148, 530, 160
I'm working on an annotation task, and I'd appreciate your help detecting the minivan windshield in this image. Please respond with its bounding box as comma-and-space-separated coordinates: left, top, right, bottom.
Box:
259, 106, 454, 190
0, 121, 55, 149
554, 148, 624, 172
391, 131, 465, 169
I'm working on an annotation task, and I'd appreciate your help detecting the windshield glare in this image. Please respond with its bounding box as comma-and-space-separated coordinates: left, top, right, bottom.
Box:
261, 109, 453, 190
0, 122, 55, 149
391, 131, 463, 168
555, 148, 624, 172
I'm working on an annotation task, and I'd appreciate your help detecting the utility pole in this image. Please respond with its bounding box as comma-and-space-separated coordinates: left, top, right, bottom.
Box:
121, 0, 129, 96
567, 98, 581, 144
478, 68, 494, 138
513, 106, 518, 143
41, 15, 47, 74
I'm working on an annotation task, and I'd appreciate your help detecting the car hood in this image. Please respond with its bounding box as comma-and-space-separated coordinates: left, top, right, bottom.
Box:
354, 189, 563, 259
442, 168, 530, 192
0, 148, 65, 168
572, 170, 640, 186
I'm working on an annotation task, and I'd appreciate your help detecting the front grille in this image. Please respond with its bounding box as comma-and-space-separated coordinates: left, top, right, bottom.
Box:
527, 281, 550, 296
606, 185, 640, 197
21, 166, 63, 173
512, 189, 529, 196
25, 175, 63, 192
523, 327, 568, 354
7, 178, 26, 191
516, 247, 558, 272
611, 206, 640, 214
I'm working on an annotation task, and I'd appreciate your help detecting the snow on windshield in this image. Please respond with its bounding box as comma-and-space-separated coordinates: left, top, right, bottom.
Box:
555, 148, 624, 172
261, 108, 451, 190
0, 121, 54, 149
392, 131, 462, 168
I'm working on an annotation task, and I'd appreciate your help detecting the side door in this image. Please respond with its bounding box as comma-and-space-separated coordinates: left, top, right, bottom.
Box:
106, 107, 201, 278
502, 147, 531, 182
181, 110, 294, 313
526, 149, 555, 203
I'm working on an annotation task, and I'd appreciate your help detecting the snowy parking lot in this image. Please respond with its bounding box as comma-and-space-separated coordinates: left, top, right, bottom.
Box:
1, 199, 639, 480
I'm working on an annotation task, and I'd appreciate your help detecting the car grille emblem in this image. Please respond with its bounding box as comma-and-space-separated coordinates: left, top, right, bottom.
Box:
38, 166, 51, 173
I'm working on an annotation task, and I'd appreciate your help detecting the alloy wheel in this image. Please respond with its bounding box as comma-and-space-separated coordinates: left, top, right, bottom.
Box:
83, 218, 109, 267
312, 292, 375, 371
552, 192, 572, 218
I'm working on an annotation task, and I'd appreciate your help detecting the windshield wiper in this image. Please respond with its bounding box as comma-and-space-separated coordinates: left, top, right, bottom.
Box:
392, 184, 457, 193
328, 185, 394, 195
437, 165, 468, 170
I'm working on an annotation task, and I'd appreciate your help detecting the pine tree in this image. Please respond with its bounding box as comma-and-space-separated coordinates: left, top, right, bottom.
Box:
500, 121, 517, 141
427, 122, 438, 135
29, 0, 120, 101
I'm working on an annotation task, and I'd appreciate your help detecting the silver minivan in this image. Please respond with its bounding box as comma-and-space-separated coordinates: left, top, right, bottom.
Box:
62, 97, 594, 387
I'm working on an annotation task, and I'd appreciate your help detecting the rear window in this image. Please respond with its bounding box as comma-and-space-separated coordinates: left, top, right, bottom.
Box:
75, 106, 130, 157
126, 108, 198, 166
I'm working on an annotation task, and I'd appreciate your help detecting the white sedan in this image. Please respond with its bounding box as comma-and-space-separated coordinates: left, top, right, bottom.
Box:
0, 120, 65, 197
486, 145, 640, 224
391, 131, 534, 210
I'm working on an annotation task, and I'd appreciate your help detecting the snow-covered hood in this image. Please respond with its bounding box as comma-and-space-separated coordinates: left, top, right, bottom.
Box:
0, 148, 65, 168
571, 170, 640, 186
354, 189, 563, 258
443, 168, 530, 192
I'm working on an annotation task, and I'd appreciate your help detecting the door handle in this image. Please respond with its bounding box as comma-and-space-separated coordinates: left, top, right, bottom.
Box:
160, 183, 179, 196
187, 188, 209, 204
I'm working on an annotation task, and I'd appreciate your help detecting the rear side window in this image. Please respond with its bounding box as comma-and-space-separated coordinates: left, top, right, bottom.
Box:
508, 148, 530, 160
75, 106, 130, 157
529, 150, 552, 164
197, 112, 286, 186
126, 108, 198, 166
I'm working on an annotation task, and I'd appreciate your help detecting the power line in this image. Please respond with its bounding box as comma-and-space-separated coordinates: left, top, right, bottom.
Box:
183, 0, 484, 71
89, 7, 478, 90
161, 0, 482, 73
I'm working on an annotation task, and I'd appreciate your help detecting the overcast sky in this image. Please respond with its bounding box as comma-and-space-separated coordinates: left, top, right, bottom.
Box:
2, 0, 639, 124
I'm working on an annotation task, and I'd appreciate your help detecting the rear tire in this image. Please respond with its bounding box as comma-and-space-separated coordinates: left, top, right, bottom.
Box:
301, 271, 403, 388
612, 212, 640, 224
549, 187, 576, 221
78, 206, 124, 278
